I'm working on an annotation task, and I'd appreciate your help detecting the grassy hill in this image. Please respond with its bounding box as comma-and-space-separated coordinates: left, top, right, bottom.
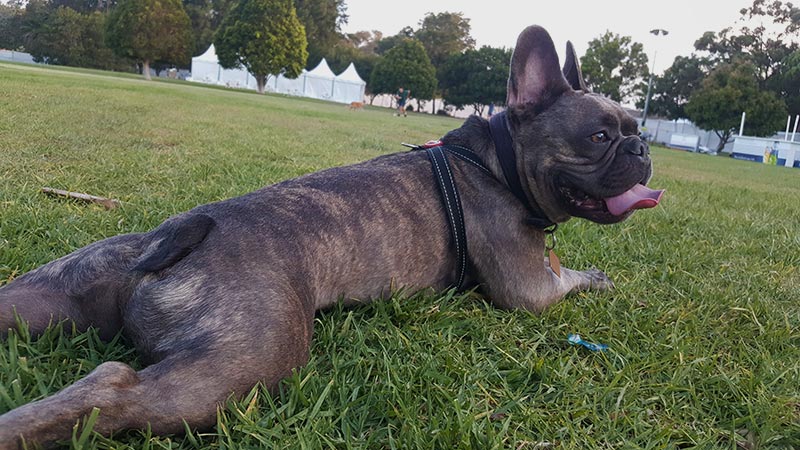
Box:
1, 62, 799, 449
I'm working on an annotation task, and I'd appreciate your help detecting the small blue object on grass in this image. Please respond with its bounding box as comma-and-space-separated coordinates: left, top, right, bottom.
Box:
568, 334, 608, 352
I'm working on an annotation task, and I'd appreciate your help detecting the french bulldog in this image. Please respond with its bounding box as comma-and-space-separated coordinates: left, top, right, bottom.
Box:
0, 25, 662, 448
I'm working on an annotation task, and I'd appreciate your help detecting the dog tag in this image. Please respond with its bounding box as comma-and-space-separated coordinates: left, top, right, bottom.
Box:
549, 249, 561, 278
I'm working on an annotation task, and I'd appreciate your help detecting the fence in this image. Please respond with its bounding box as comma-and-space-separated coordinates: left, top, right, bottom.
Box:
638, 117, 800, 152
638, 118, 732, 151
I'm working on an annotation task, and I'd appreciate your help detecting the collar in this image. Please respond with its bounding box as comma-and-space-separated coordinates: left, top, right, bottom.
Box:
488, 111, 555, 229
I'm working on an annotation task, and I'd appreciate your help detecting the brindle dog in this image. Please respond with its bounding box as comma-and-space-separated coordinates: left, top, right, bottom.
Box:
0, 26, 662, 448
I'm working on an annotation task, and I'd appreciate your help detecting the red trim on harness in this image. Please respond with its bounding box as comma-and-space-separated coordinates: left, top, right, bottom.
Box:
420, 140, 443, 149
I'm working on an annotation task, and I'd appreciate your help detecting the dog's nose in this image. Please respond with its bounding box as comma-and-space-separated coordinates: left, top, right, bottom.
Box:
623, 138, 648, 157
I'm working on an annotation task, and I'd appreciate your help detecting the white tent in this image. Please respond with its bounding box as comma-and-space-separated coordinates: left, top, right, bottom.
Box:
273, 71, 305, 95
188, 46, 366, 104
334, 62, 367, 104
189, 45, 257, 89
304, 58, 337, 100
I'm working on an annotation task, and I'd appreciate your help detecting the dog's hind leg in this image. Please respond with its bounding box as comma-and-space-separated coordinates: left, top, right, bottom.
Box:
0, 274, 313, 449
0, 330, 311, 449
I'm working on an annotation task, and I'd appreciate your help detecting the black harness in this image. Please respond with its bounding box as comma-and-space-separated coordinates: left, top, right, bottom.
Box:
411, 111, 556, 291
423, 144, 493, 290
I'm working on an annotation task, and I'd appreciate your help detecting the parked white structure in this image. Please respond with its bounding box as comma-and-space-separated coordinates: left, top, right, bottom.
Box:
0, 50, 35, 64
730, 114, 800, 168
731, 136, 799, 167
189, 44, 257, 89
188, 45, 366, 104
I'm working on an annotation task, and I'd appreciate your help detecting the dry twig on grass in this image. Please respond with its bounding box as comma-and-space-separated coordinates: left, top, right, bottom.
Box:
41, 187, 121, 210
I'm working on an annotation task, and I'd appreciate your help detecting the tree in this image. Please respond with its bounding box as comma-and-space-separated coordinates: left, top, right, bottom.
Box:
34, 7, 129, 69
580, 31, 649, 104
345, 29, 382, 54
439, 46, 510, 115
214, 0, 307, 94
370, 38, 436, 108
183, 0, 214, 56
294, 0, 347, 68
16, 0, 51, 56
374, 26, 413, 55
15, 1, 131, 70
414, 11, 475, 115
414, 12, 475, 69
777, 49, 800, 116
695, 0, 799, 115
685, 60, 787, 150
48, 0, 116, 14
642, 55, 709, 120
106, 0, 193, 79
0, 1, 24, 50
696, 0, 799, 80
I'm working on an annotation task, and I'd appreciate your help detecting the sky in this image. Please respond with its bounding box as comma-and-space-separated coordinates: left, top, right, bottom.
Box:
341, 0, 757, 74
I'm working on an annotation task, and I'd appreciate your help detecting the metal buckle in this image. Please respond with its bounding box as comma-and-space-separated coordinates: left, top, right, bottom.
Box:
543, 223, 558, 251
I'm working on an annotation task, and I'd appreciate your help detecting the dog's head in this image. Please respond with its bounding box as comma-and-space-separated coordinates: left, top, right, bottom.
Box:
506, 26, 662, 224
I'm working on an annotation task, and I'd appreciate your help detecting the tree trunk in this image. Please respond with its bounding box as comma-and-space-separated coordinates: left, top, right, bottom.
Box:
143, 60, 151, 80
368, 94, 376, 105
256, 74, 266, 94
715, 130, 732, 152
432, 97, 436, 115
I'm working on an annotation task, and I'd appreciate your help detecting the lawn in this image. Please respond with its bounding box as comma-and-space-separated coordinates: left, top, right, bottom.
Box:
1, 62, 799, 449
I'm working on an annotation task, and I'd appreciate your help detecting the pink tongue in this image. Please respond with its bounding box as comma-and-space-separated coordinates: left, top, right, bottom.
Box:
604, 184, 664, 216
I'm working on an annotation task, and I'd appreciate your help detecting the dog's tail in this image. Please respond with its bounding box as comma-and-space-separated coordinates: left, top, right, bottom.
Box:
133, 214, 215, 272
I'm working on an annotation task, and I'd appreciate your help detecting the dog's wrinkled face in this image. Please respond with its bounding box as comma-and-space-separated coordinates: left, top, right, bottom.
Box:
506, 27, 662, 224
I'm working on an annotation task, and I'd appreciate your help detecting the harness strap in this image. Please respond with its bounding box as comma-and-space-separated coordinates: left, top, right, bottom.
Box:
425, 145, 471, 291
441, 144, 493, 176
419, 139, 554, 290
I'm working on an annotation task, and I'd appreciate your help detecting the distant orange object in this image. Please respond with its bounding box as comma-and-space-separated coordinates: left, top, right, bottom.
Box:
348, 101, 364, 110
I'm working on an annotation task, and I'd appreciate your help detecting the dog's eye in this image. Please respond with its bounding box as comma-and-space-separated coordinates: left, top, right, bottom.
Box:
590, 132, 608, 143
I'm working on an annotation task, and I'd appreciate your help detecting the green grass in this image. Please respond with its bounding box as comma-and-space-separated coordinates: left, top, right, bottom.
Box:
1, 62, 799, 449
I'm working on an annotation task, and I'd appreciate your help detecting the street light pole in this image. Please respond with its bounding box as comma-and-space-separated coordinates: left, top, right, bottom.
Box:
641, 56, 656, 127
641, 28, 668, 128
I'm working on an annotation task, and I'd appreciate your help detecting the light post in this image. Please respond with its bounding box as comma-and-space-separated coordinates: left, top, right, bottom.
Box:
641, 28, 669, 128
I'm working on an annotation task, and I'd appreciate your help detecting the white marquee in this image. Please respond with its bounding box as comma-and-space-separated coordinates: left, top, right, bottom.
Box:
189, 47, 366, 104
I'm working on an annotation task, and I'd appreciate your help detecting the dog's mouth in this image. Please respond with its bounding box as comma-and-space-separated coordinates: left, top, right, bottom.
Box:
561, 183, 664, 223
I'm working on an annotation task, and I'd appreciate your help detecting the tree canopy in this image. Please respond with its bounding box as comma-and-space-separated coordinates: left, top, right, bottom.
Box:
695, 0, 799, 115
439, 46, 510, 114
374, 26, 414, 55
370, 38, 436, 101
294, 0, 347, 68
580, 31, 649, 104
214, 0, 307, 93
685, 60, 787, 150
183, 0, 214, 56
32, 7, 128, 69
414, 12, 475, 69
643, 55, 709, 120
778, 49, 800, 115
106, 0, 193, 79
0, 1, 24, 50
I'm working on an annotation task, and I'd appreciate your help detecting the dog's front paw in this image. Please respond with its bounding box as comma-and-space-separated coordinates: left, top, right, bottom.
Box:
583, 268, 614, 291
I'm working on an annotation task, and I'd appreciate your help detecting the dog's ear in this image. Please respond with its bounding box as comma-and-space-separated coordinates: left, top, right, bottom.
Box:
562, 41, 589, 92
507, 26, 571, 110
